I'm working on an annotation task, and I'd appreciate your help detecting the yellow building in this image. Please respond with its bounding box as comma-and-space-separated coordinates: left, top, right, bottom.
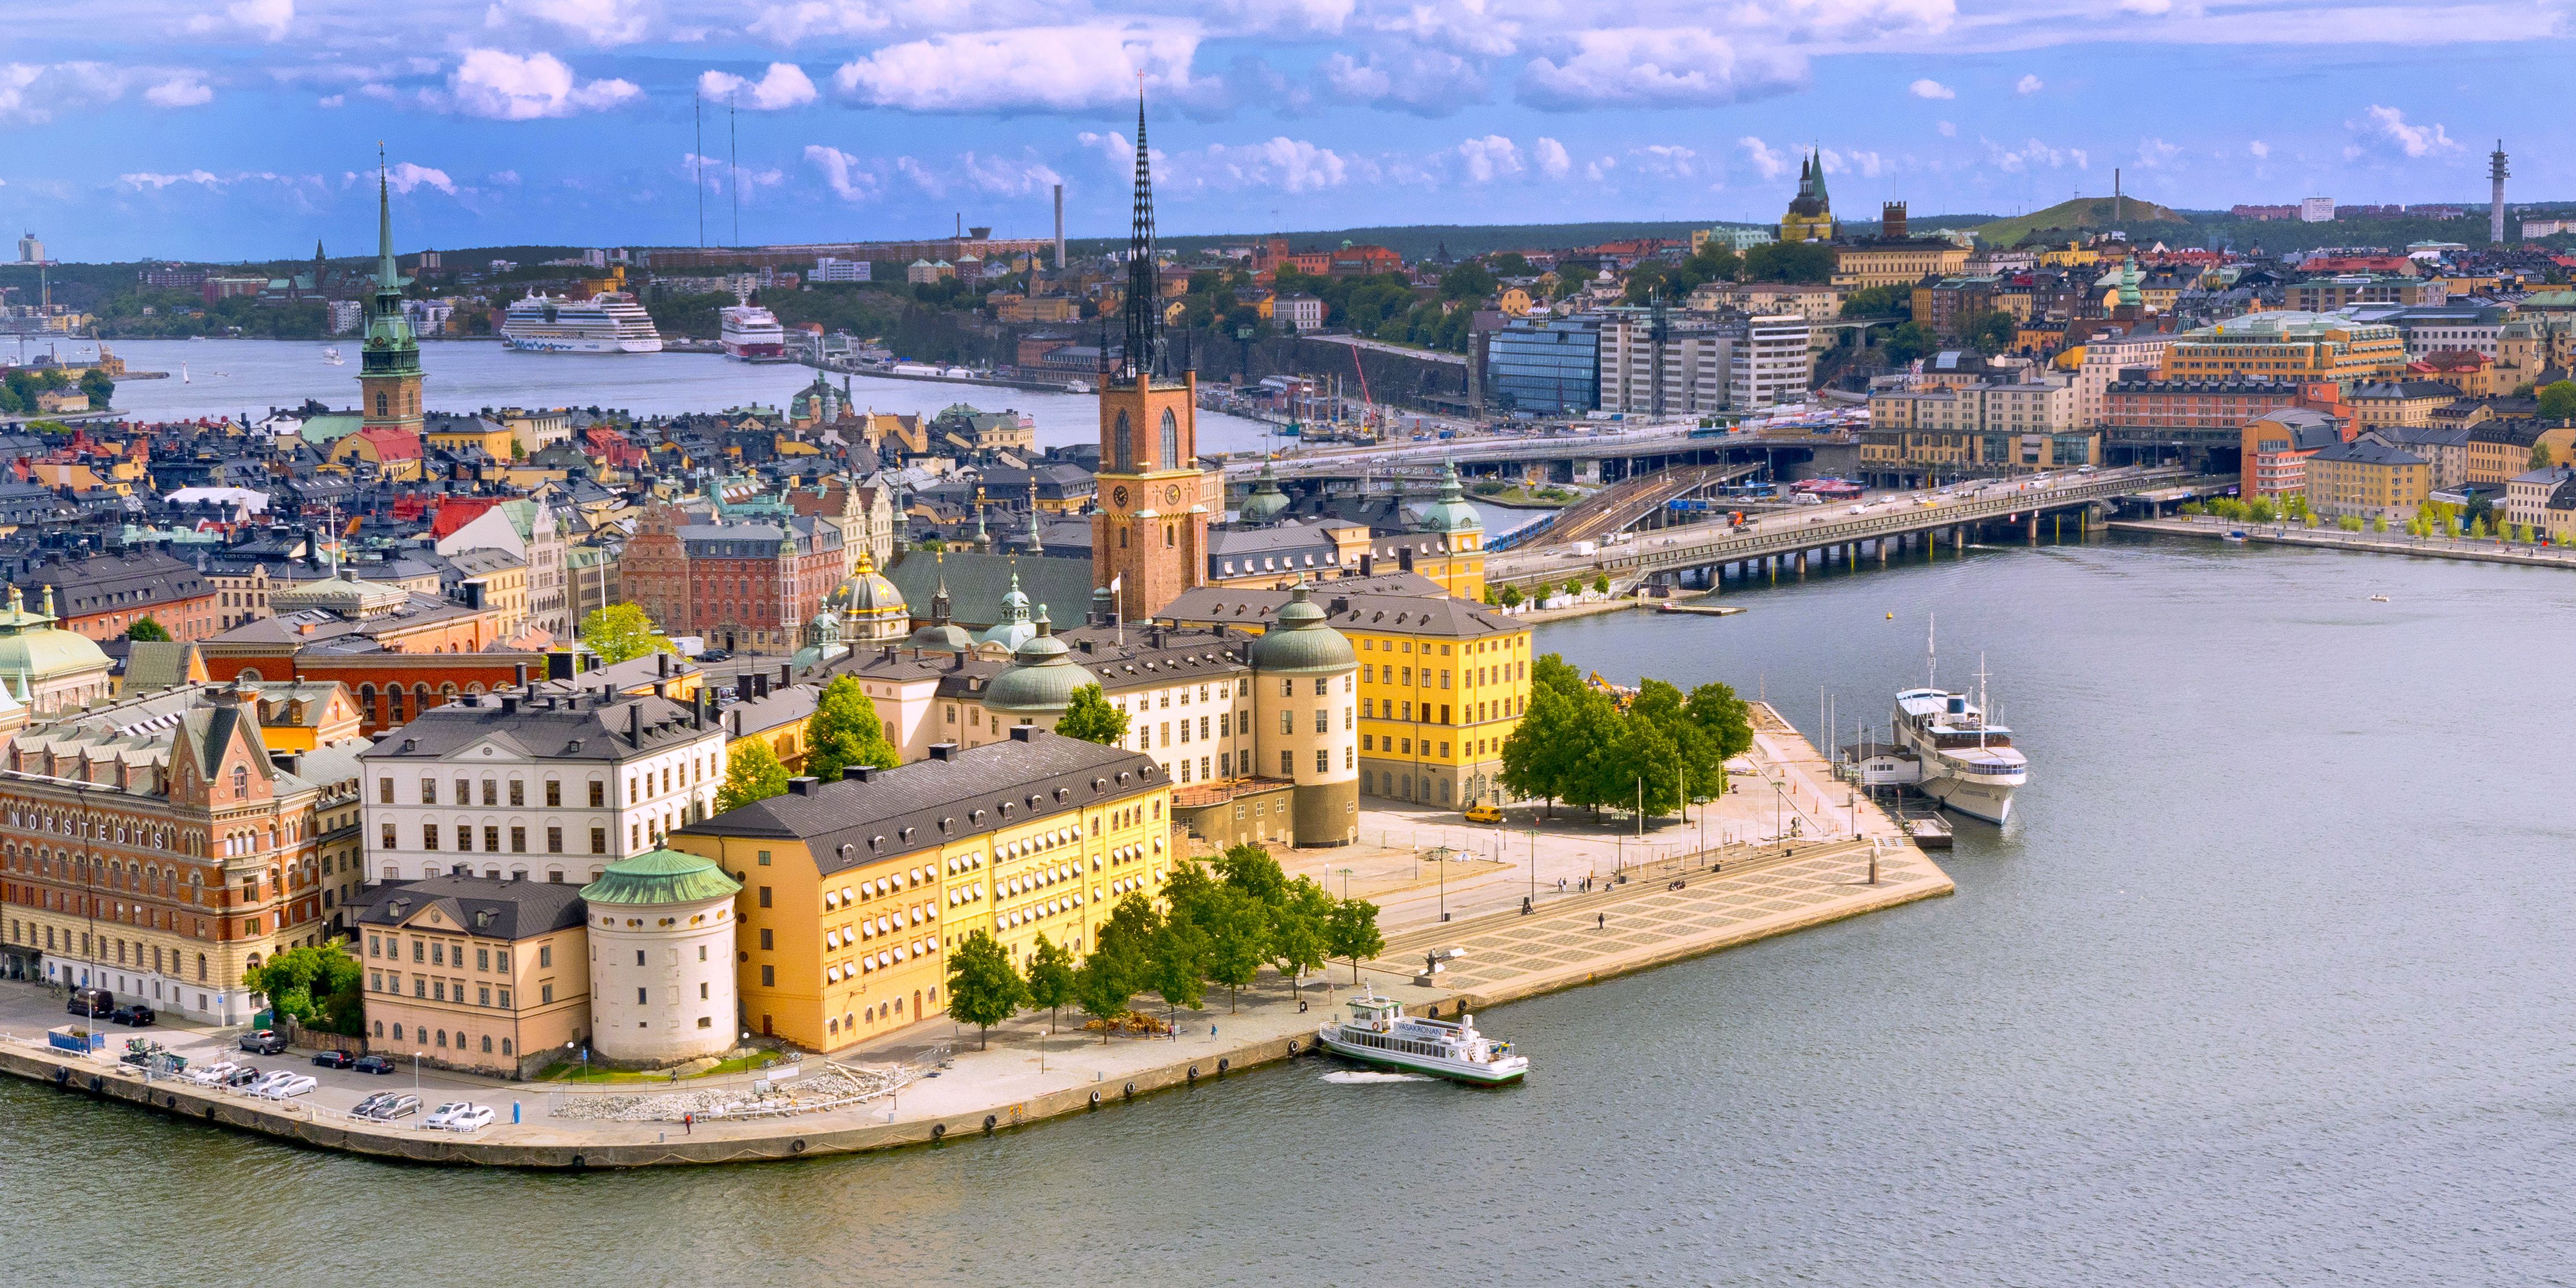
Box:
2158, 311, 2408, 383
1689, 281, 1843, 321
1778, 151, 1835, 244
2349, 379, 2463, 430
2038, 242, 2104, 269
668, 730, 1173, 1052
354, 875, 593, 1078
425, 413, 516, 460
2305, 439, 2429, 524
1833, 241, 1970, 290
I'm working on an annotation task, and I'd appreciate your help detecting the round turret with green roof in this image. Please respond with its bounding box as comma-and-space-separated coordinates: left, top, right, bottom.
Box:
581, 847, 744, 907
1249, 583, 1356, 674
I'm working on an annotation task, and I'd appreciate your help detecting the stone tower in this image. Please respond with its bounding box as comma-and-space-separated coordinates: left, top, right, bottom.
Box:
1091, 88, 1218, 622
358, 151, 425, 435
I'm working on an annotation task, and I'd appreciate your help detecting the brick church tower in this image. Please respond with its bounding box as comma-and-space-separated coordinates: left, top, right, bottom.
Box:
358, 150, 425, 436
1091, 91, 1219, 622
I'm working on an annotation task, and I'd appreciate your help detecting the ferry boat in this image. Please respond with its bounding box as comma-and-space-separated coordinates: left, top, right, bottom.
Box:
719, 303, 786, 360
502, 290, 663, 353
1316, 989, 1526, 1086
1883, 620, 2026, 824
322, 346, 344, 365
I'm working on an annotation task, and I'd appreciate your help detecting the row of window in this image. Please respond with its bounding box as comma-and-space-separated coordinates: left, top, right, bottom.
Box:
386, 822, 608, 856
8, 920, 212, 979
373, 1021, 518, 1058
374, 971, 533, 1009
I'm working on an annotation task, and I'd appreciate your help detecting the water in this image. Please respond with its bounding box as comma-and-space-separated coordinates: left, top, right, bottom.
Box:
9, 533, 2574, 1286
68, 338, 1277, 456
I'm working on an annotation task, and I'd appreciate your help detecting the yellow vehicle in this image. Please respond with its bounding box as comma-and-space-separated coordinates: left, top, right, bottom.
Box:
1463, 804, 1504, 824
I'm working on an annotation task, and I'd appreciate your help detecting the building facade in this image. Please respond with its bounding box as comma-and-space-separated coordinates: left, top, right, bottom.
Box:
579, 848, 742, 1066
354, 875, 591, 1078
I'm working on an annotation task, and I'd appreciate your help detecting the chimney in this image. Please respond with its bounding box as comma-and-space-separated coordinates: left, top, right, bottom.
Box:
501, 695, 519, 715
692, 687, 706, 730
928, 742, 959, 761
842, 765, 874, 782
778, 663, 790, 688
513, 662, 529, 690
1053, 184, 1066, 270
626, 700, 641, 747
1397, 547, 1415, 573
786, 776, 818, 796
1359, 552, 1375, 577
657, 652, 671, 678
1010, 725, 1037, 743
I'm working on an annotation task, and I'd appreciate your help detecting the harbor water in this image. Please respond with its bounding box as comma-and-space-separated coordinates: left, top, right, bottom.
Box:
7, 536, 2574, 1285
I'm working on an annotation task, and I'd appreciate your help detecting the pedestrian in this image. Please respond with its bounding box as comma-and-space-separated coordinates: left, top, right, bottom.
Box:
683, 1111, 692, 1136
1597, 912, 1606, 931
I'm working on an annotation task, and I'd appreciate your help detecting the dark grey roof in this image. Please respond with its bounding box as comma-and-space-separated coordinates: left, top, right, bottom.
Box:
2309, 440, 2426, 466
678, 729, 1161, 879
2469, 418, 2550, 446
356, 875, 588, 941
359, 692, 714, 764
1159, 576, 1516, 639
880, 550, 1095, 630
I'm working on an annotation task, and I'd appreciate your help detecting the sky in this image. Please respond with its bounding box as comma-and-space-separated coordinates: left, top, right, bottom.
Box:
1, 0, 2566, 262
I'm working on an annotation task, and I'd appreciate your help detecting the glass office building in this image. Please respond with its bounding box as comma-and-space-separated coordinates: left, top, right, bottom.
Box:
1487, 317, 1601, 416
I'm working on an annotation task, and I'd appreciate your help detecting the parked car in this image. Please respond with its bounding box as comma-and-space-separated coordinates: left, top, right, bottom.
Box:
261, 1074, 318, 1099
371, 1093, 421, 1119
244, 1070, 295, 1096
66, 987, 115, 1017
219, 1065, 264, 1088
699, 648, 731, 663
238, 1029, 287, 1055
1462, 803, 1503, 824
311, 1050, 358, 1070
186, 1061, 240, 1087
439, 1104, 495, 1133
353, 1092, 393, 1117
423, 1101, 474, 1129
352, 1054, 397, 1075
110, 1004, 156, 1026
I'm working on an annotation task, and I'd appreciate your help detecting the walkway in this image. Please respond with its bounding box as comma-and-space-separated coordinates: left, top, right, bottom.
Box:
2113, 516, 2576, 570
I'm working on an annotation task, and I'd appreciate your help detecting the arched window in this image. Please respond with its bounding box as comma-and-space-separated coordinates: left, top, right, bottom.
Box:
1159, 409, 1179, 468
232, 766, 249, 798
1113, 411, 1133, 471
375, 391, 388, 416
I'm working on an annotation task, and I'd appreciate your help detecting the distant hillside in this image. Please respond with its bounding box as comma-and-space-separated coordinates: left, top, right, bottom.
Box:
1976, 197, 2186, 247
1074, 215, 2007, 263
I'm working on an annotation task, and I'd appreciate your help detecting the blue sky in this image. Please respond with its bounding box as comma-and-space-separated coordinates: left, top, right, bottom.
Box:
2, 0, 2564, 262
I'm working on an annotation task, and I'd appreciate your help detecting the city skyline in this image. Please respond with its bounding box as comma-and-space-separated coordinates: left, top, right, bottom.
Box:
3, 0, 2566, 259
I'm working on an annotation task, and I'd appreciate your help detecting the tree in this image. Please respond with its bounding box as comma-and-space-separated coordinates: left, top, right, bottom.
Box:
1198, 886, 1269, 1013
1740, 241, 1835, 284
1881, 320, 1937, 365
1077, 893, 1156, 1042
1962, 309, 2019, 356
579, 604, 678, 664
1840, 283, 1911, 319
1438, 262, 1497, 301
1215, 843, 1287, 905
2370, 514, 2387, 533
943, 930, 1026, 1049
1268, 877, 1334, 1000
244, 943, 364, 1035
715, 738, 790, 813
124, 617, 170, 643
806, 675, 901, 781
1053, 682, 1130, 746
916, 535, 947, 552
1485, 252, 1533, 277
1024, 934, 1077, 1034
1145, 904, 1208, 1017
2532, 439, 2557, 471
1592, 573, 1611, 596
77, 368, 114, 409
2538, 379, 2576, 423
1325, 897, 1385, 983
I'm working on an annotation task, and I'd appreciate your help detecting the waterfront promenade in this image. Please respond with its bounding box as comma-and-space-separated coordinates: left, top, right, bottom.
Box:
0, 708, 1948, 1168
2115, 516, 2576, 569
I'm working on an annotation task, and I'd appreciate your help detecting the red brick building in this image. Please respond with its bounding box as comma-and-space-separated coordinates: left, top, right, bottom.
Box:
618, 502, 851, 654
2102, 378, 2347, 436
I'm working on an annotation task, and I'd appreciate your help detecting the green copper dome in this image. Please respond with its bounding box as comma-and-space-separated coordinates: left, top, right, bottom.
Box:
581, 847, 744, 906
984, 610, 1099, 714
1249, 584, 1356, 674
1414, 460, 1483, 536
1239, 460, 1291, 524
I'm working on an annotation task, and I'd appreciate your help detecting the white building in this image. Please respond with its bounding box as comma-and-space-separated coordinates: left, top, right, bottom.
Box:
1276, 293, 1324, 333
360, 689, 728, 887
328, 300, 364, 335
1728, 313, 1814, 410
2301, 197, 2336, 223
2074, 330, 2176, 428
814, 256, 872, 283
579, 847, 743, 1066
436, 498, 572, 640
1598, 311, 1731, 416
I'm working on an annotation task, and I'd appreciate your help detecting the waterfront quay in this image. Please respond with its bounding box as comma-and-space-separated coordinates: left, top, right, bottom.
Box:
2114, 516, 2576, 569
0, 707, 1948, 1168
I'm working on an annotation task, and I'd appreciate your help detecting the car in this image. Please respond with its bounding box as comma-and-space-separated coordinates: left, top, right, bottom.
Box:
262, 1074, 318, 1099
439, 1104, 495, 1133
66, 987, 115, 1018
353, 1054, 397, 1075
353, 1092, 393, 1117
1848, 505, 1867, 514
423, 1101, 475, 1129
243, 1070, 295, 1096
220, 1065, 264, 1088
311, 1050, 358, 1070
698, 647, 731, 663
375, 1093, 422, 1119
238, 1029, 287, 1055
186, 1061, 240, 1087
110, 1004, 156, 1026
1462, 803, 1503, 824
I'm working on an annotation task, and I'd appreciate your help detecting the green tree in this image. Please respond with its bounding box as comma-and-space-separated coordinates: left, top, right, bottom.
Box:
243, 943, 365, 1035
1324, 897, 1385, 983
1024, 933, 1077, 1034
77, 368, 114, 408
916, 535, 947, 552
1881, 320, 1937, 365
1053, 682, 1130, 746
1741, 241, 1835, 283
1145, 904, 1208, 1017
2537, 379, 2576, 423
942, 929, 1027, 1049
1592, 573, 1611, 596
124, 616, 170, 643
578, 603, 678, 664
1962, 309, 2019, 356
806, 675, 901, 781
1077, 892, 1158, 1041
1438, 261, 1497, 300
1484, 252, 1533, 277
1840, 283, 1911, 319
1215, 843, 1287, 905
1268, 876, 1334, 1000
714, 738, 791, 813
1198, 886, 1269, 1012
2370, 514, 2387, 533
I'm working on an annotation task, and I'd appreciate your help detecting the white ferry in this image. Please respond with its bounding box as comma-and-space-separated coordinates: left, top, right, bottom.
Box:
719, 303, 786, 360
1316, 989, 1526, 1086
501, 290, 663, 353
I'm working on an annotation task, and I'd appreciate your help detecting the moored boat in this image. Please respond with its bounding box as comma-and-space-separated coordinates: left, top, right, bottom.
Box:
1316, 988, 1526, 1085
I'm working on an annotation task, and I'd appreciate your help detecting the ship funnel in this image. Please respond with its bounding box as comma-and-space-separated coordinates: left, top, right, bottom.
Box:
1946, 696, 1966, 715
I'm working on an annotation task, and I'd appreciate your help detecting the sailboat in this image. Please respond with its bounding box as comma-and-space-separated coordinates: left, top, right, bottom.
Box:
322, 346, 345, 365
181, 363, 190, 383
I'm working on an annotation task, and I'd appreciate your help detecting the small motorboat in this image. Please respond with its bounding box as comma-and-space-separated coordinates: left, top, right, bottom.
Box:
2368, 594, 2390, 602
2222, 530, 2247, 543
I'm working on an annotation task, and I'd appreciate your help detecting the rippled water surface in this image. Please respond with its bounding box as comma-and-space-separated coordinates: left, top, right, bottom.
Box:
9, 534, 2573, 1287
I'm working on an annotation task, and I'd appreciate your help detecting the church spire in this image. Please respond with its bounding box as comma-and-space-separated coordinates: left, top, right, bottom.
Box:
1120, 79, 1160, 384
375, 144, 399, 295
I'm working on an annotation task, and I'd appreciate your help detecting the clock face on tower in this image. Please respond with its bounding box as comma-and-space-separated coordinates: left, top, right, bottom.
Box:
1111, 485, 1130, 507
1164, 484, 1182, 505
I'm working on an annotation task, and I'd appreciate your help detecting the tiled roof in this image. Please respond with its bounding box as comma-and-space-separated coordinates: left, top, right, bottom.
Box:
356, 875, 588, 941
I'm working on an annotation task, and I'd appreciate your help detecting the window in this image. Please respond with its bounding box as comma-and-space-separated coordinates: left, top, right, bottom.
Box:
379, 778, 394, 805
509, 779, 525, 807
761, 965, 775, 987
590, 828, 607, 855
545, 779, 561, 808
510, 827, 527, 854
588, 781, 604, 808
1282, 751, 1294, 776
1315, 710, 1329, 734
758, 886, 772, 908
539, 944, 551, 968
760, 928, 773, 950
382, 823, 397, 850
1280, 711, 1293, 736
546, 826, 562, 854
420, 777, 438, 805
541, 984, 554, 1004
423, 826, 439, 852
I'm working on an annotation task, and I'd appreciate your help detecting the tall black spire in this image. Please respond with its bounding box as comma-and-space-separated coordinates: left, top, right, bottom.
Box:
1120, 82, 1160, 384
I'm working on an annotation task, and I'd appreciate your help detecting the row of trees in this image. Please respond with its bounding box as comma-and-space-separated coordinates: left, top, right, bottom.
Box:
944, 844, 1386, 1048
1499, 654, 1754, 819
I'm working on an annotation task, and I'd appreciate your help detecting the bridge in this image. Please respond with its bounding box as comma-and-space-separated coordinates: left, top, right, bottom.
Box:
1495, 469, 2235, 590
1225, 422, 1861, 489
1542, 462, 1768, 547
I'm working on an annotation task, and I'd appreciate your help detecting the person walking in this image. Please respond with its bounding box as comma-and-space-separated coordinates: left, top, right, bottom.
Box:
1596, 912, 1606, 931
683, 1112, 693, 1136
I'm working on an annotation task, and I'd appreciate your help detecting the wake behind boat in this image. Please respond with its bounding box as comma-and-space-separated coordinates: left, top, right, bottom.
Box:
1316, 988, 1526, 1086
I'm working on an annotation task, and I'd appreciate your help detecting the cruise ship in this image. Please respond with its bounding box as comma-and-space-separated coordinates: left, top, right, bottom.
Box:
1316, 988, 1527, 1085
719, 303, 786, 360
500, 291, 663, 353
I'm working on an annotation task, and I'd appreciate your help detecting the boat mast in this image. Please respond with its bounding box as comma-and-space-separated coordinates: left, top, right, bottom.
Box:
1976, 652, 1989, 748
1926, 613, 1936, 691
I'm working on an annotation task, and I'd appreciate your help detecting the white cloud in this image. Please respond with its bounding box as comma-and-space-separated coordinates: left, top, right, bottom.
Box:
894, 156, 944, 196
1908, 78, 1954, 99
958, 151, 1062, 196
681, 153, 787, 195
2015, 74, 2044, 94
2248, 139, 2269, 159
750, 1, 890, 44
1319, 48, 1485, 114
487, 169, 522, 185
698, 62, 817, 110
317, 93, 344, 107
1819, 147, 1881, 178
144, 75, 214, 107
834, 25, 1203, 113
1373, 0, 1521, 57
1533, 136, 1570, 179
2136, 136, 2183, 168
186, 0, 294, 40
117, 168, 325, 193
1632, 144, 1700, 178
1519, 27, 1802, 109
1987, 137, 2086, 171
446, 49, 641, 120
1456, 134, 1523, 182
2356, 104, 2458, 158
1937, 120, 1957, 136
386, 162, 456, 195
1753, 0, 1957, 40
120, 169, 224, 190
1183, 137, 1350, 192
1738, 136, 1791, 181
803, 144, 879, 201
482, 0, 653, 46
1075, 129, 1137, 174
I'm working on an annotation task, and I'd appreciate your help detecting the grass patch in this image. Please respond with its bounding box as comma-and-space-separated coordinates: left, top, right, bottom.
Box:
529, 1051, 787, 1083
